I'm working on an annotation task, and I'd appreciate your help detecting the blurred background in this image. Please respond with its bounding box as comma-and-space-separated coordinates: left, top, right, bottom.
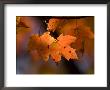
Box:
16, 16, 94, 74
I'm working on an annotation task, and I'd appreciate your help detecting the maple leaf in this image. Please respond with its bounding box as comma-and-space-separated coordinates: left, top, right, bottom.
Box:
16, 24, 31, 56
57, 34, 78, 61
27, 34, 40, 51
16, 27, 31, 34
47, 18, 61, 32
81, 26, 94, 39
73, 24, 94, 57
27, 32, 78, 62
49, 34, 78, 62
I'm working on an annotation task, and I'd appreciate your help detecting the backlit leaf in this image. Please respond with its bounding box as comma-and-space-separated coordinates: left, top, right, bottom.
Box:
27, 32, 78, 62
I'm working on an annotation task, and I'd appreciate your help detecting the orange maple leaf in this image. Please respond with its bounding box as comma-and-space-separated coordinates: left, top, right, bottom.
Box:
50, 34, 78, 62
27, 32, 78, 62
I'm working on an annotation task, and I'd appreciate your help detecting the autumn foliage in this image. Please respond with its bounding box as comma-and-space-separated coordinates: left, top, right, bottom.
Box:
27, 32, 78, 62
16, 16, 94, 64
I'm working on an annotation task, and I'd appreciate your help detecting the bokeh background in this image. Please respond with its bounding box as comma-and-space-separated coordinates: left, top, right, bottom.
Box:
16, 16, 94, 74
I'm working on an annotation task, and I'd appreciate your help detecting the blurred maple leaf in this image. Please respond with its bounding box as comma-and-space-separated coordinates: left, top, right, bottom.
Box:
16, 16, 20, 26
28, 32, 56, 61
16, 16, 32, 56
47, 18, 66, 32
47, 18, 60, 32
